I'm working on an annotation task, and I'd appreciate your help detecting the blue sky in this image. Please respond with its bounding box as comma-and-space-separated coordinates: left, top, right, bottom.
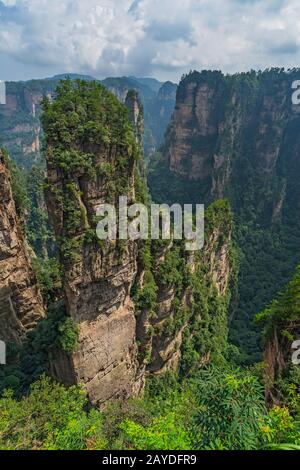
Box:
0, 0, 300, 82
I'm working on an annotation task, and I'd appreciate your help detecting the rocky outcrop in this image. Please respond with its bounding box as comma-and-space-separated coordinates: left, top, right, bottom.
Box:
152, 69, 299, 205
0, 82, 57, 169
135, 201, 234, 377
44, 81, 143, 406
257, 265, 300, 404
44, 81, 234, 406
0, 151, 45, 342
1, 76, 177, 171
125, 90, 144, 146
149, 69, 300, 362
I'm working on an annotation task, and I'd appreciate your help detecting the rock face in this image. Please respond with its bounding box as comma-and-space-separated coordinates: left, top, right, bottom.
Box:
0, 81, 57, 169
151, 69, 300, 204
257, 265, 300, 404
1, 77, 177, 171
125, 90, 144, 146
44, 80, 234, 406
149, 69, 300, 362
103, 77, 177, 155
134, 200, 234, 378
0, 151, 45, 342
43, 81, 143, 406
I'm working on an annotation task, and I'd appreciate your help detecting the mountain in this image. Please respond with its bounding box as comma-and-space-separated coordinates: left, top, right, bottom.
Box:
149, 68, 300, 362
129, 76, 164, 93
1, 74, 300, 451
101, 76, 177, 155
0, 150, 45, 342
46, 73, 97, 82
41, 80, 234, 405
0, 75, 177, 169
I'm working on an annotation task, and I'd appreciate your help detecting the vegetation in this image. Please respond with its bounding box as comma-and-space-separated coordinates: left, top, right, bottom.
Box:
42, 79, 140, 264
1, 365, 299, 450
0, 303, 78, 398
1, 74, 299, 451
149, 69, 300, 365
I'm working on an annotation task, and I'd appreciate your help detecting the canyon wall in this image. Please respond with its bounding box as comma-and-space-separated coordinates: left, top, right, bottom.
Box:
0, 151, 45, 343
0, 81, 57, 169
135, 200, 234, 377
149, 69, 300, 362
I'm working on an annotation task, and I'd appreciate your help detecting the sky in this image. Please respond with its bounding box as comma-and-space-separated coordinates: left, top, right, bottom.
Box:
1, 0, 300, 82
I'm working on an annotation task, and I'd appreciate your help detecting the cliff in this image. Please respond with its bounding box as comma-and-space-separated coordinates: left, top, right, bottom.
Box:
256, 265, 300, 403
125, 90, 144, 146
43, 80, 143, 406
0, 150, 45, 343
0, 81, 57, 169
43, 80, 234, 406
134, 200, 234, 377
150, 69, 300, 204
149, 69, 300, 362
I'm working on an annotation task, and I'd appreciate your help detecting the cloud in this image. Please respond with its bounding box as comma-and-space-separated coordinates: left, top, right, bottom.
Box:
1, 0, 300, 81
145, 20, 192, 43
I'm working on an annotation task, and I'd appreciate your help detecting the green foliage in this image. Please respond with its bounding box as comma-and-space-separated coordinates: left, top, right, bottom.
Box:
0, 376, 106, 450
120, 413, 192, 450
57, 317, 79, 353
0, 303, 78, 397
1, 365, 300, 450
26, 164, 55, 257
32, 257, 62, 303
256, 265, 300, 339
191, 367, 266, 450
134, 270, 158, 311
1, 148, 29, 217
42, 79, 141, 264
158, 248, 184, 291
149, 69, 300, 365
259, 405, 300, 448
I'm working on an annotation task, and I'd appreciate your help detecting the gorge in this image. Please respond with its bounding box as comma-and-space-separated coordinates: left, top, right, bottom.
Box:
0, 70, 300, 450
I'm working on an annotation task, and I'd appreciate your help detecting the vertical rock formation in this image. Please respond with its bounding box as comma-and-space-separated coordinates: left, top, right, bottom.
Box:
134, 200, 234, 377
150, 69, 300, 206
43, 80, 234, 405
0, 151, 45, 343
125, 90, 144, 146
44, 81, 143, 406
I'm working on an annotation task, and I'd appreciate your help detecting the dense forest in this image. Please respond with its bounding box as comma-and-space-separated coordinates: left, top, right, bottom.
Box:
0, 75, 300, 451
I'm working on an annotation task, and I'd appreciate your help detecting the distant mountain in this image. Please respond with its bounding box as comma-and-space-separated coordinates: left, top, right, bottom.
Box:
129, 76, 164, 93
46, 73, 98, 82
102, 76, 177, 155
102, 76, 156, 100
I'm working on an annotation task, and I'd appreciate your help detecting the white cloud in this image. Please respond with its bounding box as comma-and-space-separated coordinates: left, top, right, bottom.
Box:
1, 0, 300, 81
